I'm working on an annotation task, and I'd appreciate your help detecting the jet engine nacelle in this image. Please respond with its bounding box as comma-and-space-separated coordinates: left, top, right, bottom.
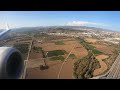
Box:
0, 47, 24, 79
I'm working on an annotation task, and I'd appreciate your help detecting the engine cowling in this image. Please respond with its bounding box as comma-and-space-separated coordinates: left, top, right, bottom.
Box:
0, 47, 24, 79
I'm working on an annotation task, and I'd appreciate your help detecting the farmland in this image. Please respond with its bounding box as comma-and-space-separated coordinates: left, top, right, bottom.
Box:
24, 33, 119, 79
26, 35, 88, 79
47, 50, 65, 57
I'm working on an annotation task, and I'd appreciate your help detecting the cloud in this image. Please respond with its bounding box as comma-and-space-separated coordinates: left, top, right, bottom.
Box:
66, 21, 108, 26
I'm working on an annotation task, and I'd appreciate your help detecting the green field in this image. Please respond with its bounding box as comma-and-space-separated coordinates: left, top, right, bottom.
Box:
92, 49, 102, 55
47, 50, 65, 57
50, 56, 65, 61
79, 39, 102, 55
63, 50, 68, 54
69, 54, 76, 59
33, 46, 42, 53
14, 43, 29, 53
55, 41, 65, 45
87, 45, 96, 50
87, 45, 102, 55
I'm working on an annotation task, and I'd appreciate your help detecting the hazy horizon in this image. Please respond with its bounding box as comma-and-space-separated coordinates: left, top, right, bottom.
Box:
0, 11, 120, 32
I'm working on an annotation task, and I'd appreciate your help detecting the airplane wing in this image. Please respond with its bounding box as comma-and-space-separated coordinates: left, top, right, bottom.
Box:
0, 23, 11, 40
0, 24, 24, 79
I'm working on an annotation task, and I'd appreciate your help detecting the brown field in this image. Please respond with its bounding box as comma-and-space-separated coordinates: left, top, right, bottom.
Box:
26, 59, 77, 79
29, 52, 43, 60
26, 38, 88, 79
26, 36, 118, 78
51, 38, 75, 42
27, 58, 45, 68
71, 43, 88, 59
35, 40, 88, 59
16, 40, 31, 44
59, 59, 76, 79
93, 54, 109, 76
85, 38, 97, 43
26, 60, 62, 79
90, 44, 114, 55
39, 41, 76, 53
96, 54, 109, 60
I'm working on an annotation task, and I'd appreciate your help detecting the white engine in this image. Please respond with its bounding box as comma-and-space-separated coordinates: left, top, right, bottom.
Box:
0, 47, 24, 79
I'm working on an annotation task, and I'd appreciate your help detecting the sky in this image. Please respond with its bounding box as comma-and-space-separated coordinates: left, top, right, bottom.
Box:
0, 11, 120, 31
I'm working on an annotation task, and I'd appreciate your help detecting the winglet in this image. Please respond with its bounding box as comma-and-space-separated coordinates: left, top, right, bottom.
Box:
6, 23, 9, 30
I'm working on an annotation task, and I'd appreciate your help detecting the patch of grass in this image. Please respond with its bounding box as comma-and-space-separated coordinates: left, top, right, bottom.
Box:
47, 50, 65, 57
33, 46, 46, 58
87, 45, 102, 55
79, 39, 102, 55
33, 46, 42, 53
50, 56, 64, 61
87, 45, 96, 50
69, 54, 76, 59
92, 49, 102, 55
14, 43, 29, 53
63, 50, 68, 54
55, 41, 65, 45
69, 54, 76, 57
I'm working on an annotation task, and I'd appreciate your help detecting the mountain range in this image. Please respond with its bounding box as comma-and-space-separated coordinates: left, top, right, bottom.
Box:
2, 26, 119, 33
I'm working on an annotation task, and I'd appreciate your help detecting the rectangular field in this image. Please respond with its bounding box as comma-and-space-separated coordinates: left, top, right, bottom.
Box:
35, 40, 88, 60
47, 50, 65, 57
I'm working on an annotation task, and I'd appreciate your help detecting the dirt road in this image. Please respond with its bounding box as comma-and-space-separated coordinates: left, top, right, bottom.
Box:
57, 42, 77, 79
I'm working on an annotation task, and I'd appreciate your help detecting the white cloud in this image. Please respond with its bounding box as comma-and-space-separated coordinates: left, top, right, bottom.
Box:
66, 21, 107, 26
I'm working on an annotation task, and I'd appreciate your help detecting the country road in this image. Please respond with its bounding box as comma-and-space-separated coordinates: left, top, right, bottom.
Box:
57, 42, 77, 79
22, 36, 34, 79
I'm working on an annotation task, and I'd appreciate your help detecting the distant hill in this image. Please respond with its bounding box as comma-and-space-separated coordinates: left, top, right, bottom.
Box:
47, 26, 118, 33
11, 27, 48, 33
10, 26, 118, 33
55, 26, 114, 32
